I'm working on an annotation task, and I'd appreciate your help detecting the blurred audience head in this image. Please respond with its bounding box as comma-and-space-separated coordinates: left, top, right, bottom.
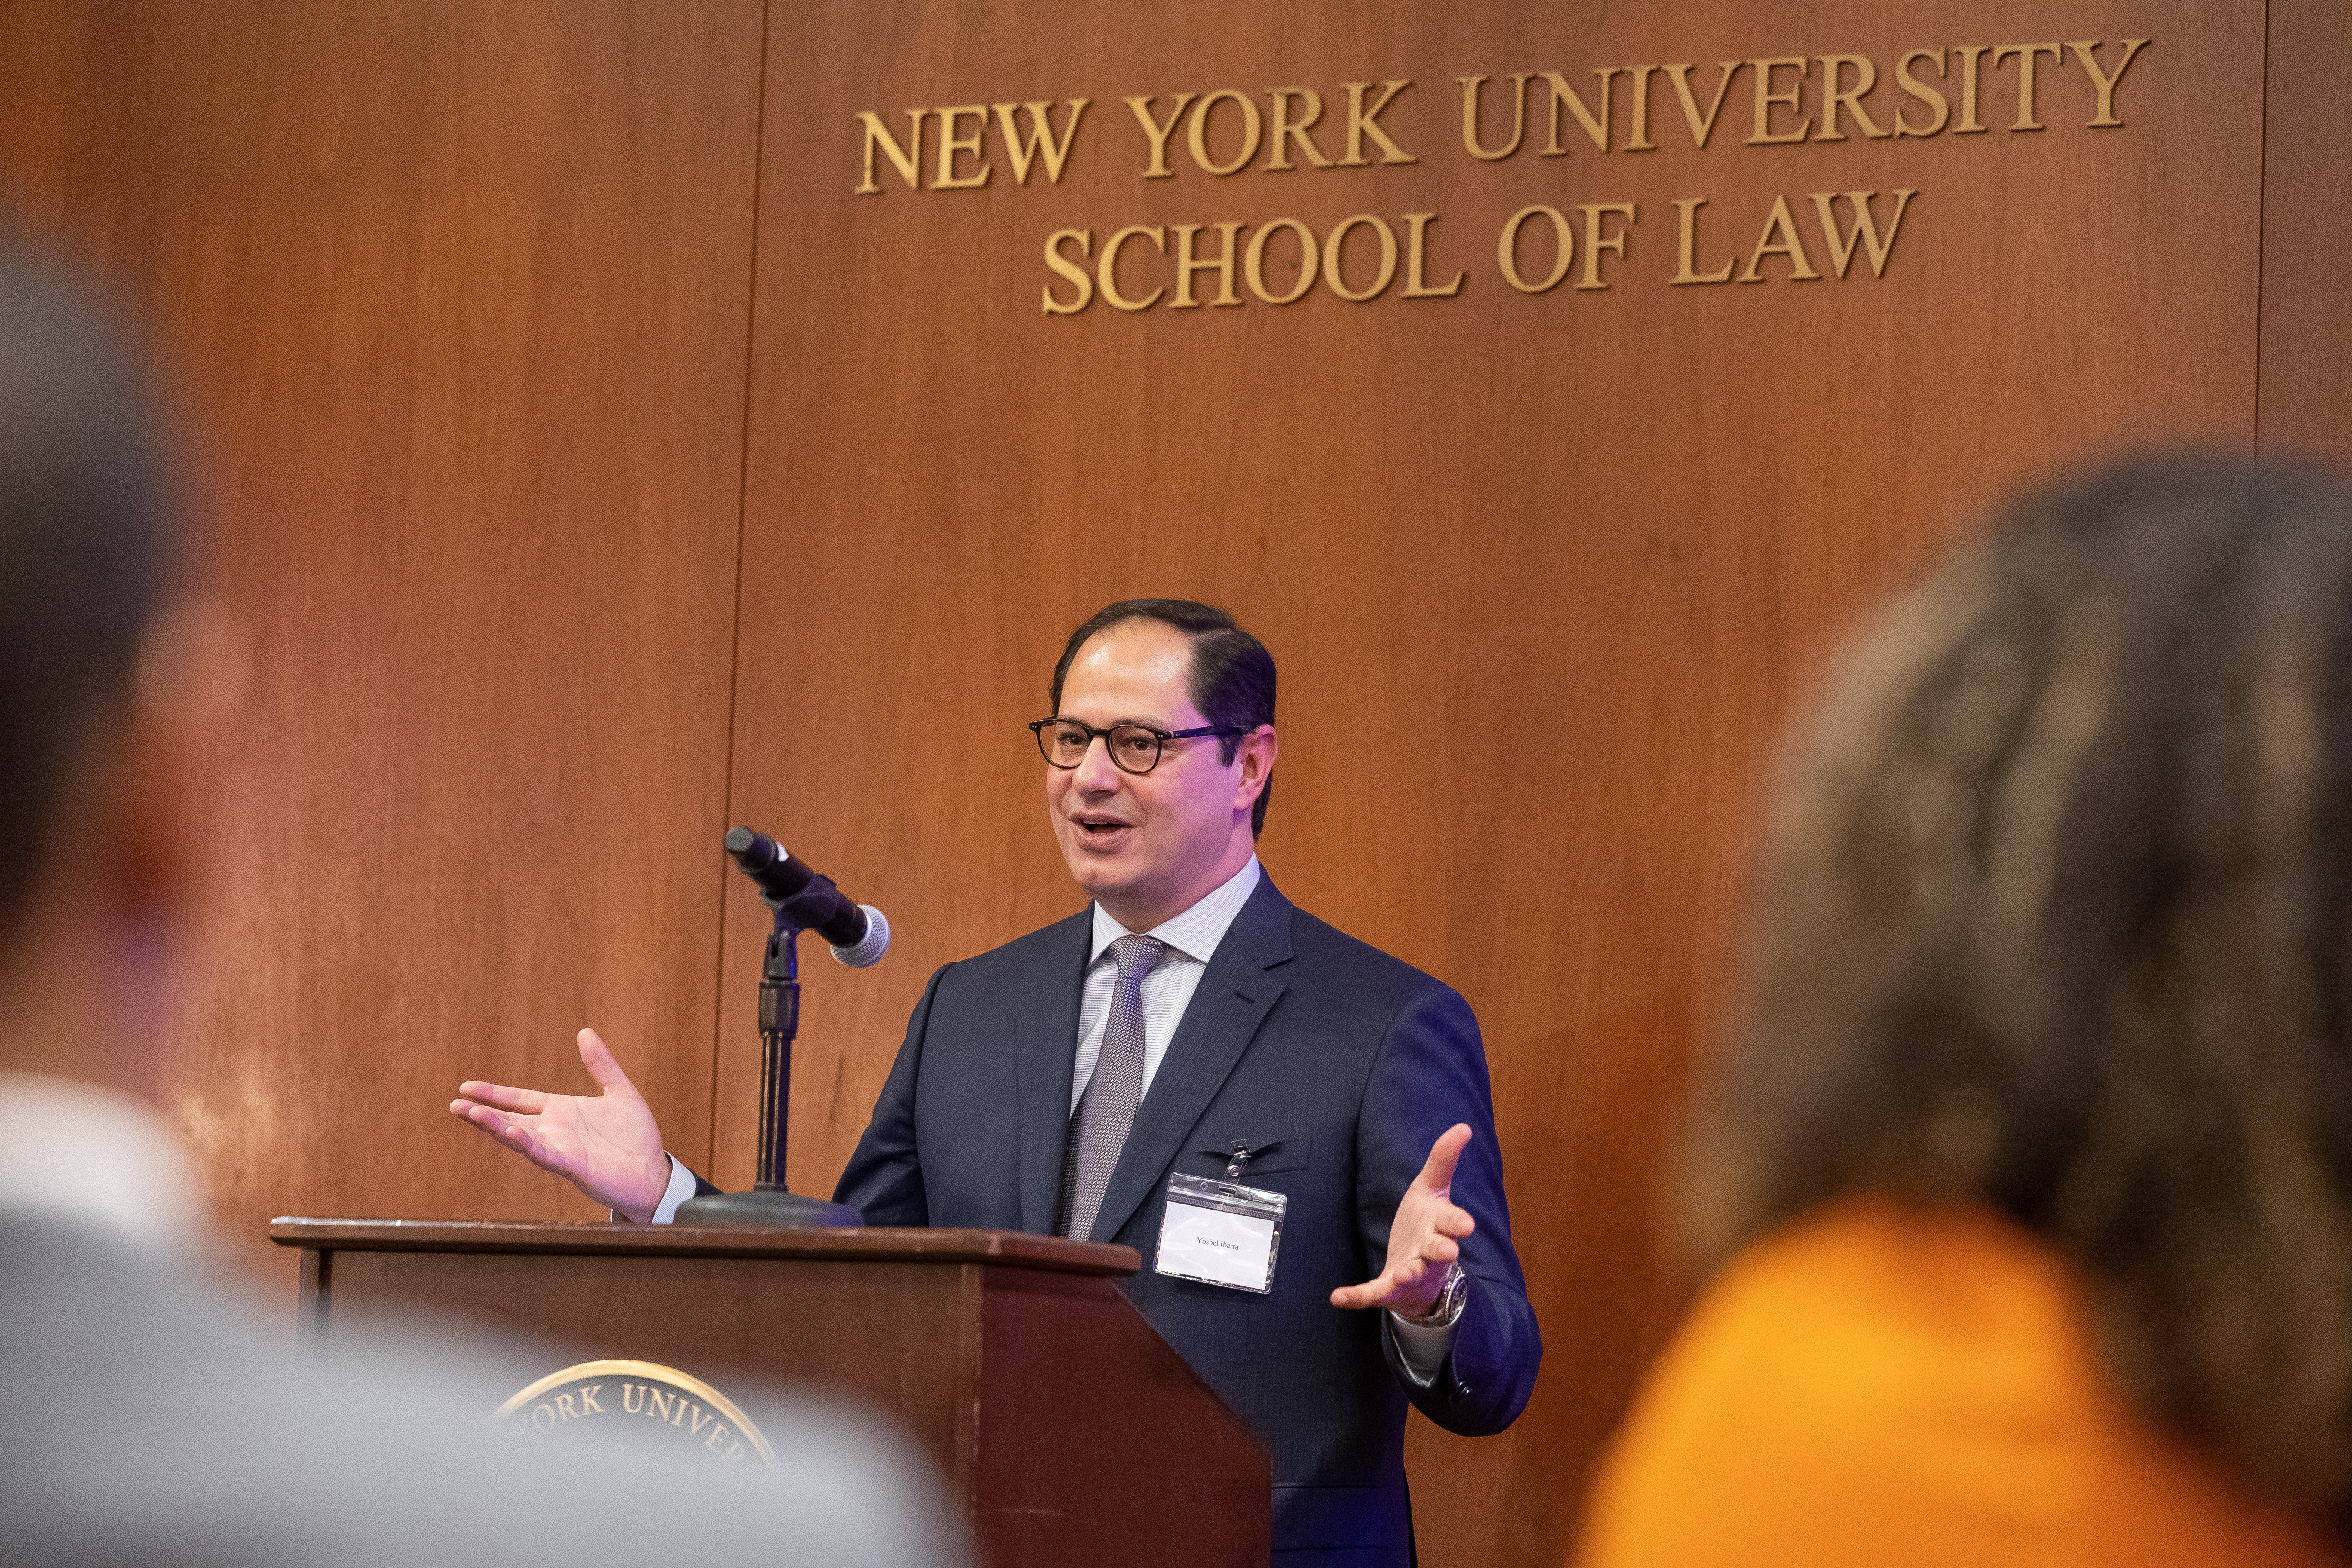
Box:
0, 238, 176, 921
0, 231, 233, 1096
1690, 451, 2352, 1520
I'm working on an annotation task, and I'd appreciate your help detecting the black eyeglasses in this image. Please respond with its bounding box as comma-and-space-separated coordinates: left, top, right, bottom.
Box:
1029, 718, 1246, 775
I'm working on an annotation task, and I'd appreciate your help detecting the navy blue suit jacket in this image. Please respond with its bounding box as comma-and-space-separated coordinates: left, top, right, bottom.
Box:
828, 874, 1541, 1566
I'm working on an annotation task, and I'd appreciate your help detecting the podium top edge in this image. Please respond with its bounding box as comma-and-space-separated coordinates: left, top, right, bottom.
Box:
264, 1218, 1139, 1277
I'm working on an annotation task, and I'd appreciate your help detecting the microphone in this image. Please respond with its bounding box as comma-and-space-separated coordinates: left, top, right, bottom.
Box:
723, 826, 891, 967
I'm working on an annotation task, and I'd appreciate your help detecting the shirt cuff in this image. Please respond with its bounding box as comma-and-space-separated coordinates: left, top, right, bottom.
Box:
611, 1155, 698, 1225
1387, 1289, 1465, 1387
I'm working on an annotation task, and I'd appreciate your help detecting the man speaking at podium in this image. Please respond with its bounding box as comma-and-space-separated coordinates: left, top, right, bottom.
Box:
455, 600, 1541, 1565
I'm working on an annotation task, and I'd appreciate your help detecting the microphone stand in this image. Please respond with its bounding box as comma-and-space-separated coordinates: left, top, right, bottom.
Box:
674, 889, 865, 1228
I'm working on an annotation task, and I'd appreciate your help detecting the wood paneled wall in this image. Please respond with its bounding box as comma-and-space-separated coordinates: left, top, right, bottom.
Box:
0, 0, 768, 1228
0, 4, 2344, 1565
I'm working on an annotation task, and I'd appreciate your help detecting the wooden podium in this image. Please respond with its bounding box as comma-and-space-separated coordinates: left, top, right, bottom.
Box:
271, 1219, 1271, 1568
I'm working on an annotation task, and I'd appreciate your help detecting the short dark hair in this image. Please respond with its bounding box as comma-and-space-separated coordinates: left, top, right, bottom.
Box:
1689, 452, 2352, 1528
1048, 599, 1276, 836
0, 236, 175, 933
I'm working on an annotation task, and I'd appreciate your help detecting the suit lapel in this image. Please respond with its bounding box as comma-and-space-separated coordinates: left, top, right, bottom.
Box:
1015, 909, 1094, 1234
1087, 875, 1296, 1243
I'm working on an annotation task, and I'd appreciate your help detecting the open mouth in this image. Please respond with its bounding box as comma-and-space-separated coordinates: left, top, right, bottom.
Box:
1074, 815, 1131, 839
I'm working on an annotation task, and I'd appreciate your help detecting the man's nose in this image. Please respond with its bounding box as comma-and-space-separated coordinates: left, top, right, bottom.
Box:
1071, 734, 1125, 791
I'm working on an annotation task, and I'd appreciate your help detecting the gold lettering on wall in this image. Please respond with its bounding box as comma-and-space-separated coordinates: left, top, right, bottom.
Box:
1338, 81, 1418, 165
1740, 193, 1821, 281
1577, 203, 1637, 289
1188, 90, 1264, 175
1245, 219, 1318, 304
1813, 55, 1887, 141
2067, 39, 2149, 127
1400, 214, 1465, 297
1125, 94, 1196, 178
1099, 224, 1167, 309
1498, 205, 1574, 294
1266, 89, 1334, 169
1624, 64, 1661, 151
1171, 221, 1247, 306
993, 101, 1089, 184
1894, 50, 1950, 137
1991, 43, 2064, 131
867, 32, 2152, 191
933, 105, 992, 188
1543, 70, 1617, 154
1323, 214, 1400, 300
1459, 74, 1532, 161
1664, 61, 1743, 150
1747, 58, 1811, 144
1042, 229, 1093, 314
854, 108, 927, 193
1808, 190, 1917, 277
922, 34, 2162, 311
1953, 45, 1991, 133
1671, 197, 1735, 285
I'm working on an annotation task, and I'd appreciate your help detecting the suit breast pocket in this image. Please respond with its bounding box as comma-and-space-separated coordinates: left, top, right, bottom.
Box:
1189, 1133, 1312, 1180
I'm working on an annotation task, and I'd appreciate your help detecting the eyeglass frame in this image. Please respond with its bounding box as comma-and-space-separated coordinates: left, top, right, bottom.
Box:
1028, 717, 1250, 775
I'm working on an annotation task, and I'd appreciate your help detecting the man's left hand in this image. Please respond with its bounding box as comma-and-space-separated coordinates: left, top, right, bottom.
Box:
1330, 1123, 1475, 1316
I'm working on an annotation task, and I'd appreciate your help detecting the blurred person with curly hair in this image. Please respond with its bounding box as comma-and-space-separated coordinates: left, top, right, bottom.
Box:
1579, 454, 2352, 1568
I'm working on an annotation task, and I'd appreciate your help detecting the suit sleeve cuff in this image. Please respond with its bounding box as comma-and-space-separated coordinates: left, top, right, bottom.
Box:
611, 1155, 698, 1225
1387, 1292, 1464, 1387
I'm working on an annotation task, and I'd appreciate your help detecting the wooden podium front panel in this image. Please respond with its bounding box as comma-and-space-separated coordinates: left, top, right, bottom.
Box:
276, 1220, 1271, 1568
976, 1269, 1273, 1568
318, 1249, 975, 1458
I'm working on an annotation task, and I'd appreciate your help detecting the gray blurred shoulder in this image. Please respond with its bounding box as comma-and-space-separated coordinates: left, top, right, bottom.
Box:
0, 1213, 960, 1568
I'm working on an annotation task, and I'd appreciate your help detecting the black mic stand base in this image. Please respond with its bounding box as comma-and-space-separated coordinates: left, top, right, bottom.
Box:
674, 1187, 865, 1228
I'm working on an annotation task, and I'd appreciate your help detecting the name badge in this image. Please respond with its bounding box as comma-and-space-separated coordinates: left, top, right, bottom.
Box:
1155, 1172, 1286, 1293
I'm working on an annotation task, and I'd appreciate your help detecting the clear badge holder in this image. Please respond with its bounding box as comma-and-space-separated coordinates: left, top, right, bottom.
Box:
1154, 1167, 1287, 1294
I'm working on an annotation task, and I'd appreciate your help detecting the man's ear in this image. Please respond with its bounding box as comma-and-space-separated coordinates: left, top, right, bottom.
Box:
1234, 724, 1279, 805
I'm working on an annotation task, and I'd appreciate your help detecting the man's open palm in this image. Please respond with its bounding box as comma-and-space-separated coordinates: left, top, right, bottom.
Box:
450, 1028, 671, 1222
1330, 1123, 1476, 1316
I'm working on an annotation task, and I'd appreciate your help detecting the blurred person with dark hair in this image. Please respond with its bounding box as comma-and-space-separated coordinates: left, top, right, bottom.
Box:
1577, 453, 2352, 1568
0, 236, 955, 1567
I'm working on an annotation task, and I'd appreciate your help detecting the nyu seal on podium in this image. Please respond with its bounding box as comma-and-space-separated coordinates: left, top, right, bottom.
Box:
495, 1360, 778, 1469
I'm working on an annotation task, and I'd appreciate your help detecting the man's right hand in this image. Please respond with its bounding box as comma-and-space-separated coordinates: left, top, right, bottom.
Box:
450, 1027, 673, 1223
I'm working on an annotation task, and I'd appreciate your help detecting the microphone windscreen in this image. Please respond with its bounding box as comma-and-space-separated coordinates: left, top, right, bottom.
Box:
828, 904, 891, 968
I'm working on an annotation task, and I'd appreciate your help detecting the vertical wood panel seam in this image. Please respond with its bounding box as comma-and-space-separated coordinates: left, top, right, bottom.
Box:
2253, 0, 2272, 452
707, 0, 776, 1176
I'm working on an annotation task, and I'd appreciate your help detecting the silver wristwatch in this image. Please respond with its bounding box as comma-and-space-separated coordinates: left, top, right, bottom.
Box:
1397, 1260, 1468, 1328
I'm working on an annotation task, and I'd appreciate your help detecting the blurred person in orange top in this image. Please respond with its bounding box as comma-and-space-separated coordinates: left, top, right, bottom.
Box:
1577, 454, 2352, 1568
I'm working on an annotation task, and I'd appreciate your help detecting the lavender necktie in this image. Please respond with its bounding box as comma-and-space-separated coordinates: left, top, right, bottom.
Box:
1058, 934, 1167, 1241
